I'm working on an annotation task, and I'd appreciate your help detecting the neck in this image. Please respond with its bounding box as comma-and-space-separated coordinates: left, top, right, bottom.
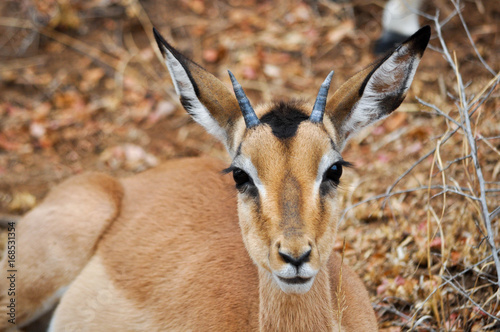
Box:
258, 267, 339, 331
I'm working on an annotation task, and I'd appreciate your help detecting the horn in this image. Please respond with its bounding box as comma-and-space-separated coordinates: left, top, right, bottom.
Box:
228, 70, 260, 128
310, 71, 334, 123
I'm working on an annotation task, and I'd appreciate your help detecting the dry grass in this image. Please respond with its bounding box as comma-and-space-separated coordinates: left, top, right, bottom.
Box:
0, 0, 498, 330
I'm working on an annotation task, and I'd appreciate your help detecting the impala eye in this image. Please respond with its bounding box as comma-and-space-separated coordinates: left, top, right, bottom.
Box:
231, 168, 258, 196
323, 163, 343, 185
233, 168, 251, 187
222, 166, 257, 195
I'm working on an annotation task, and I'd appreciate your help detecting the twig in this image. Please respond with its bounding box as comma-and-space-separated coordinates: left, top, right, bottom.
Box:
416, 97, 463, 129
450, 0, 496, 76
478, 135, 500, 141
478, 134, 500, 158
122, 0, 168, 68
341, 184, 485, 224
382, 125, 461, 206
468, 76, 500, 118
0, 17, 120, 69
429, 189, 479, 201
468, 71, 500, 107
408, 250, 500, 328
490, 207, 500, 220
372, 303, 412, 322
443, 278, 500, 322
437, 154, 471, 174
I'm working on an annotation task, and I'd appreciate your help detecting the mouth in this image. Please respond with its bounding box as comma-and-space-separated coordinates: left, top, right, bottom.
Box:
278, 276, 312, 285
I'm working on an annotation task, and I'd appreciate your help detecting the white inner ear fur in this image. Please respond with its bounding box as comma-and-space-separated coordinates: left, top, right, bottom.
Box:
160, 45, 228, 146
341, 43, 420, 146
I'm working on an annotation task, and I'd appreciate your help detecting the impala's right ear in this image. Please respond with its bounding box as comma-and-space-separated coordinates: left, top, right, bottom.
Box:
153, 28, 241, 151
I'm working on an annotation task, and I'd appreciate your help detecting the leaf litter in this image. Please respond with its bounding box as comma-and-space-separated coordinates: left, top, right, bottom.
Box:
0, 0, 499, 330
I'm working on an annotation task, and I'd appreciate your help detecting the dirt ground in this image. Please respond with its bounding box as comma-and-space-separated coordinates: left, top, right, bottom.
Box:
0, 0, 499, 330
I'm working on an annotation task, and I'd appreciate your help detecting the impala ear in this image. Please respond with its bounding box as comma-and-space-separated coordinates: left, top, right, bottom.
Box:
325, 25, 430, 148
153, 28, 241, 151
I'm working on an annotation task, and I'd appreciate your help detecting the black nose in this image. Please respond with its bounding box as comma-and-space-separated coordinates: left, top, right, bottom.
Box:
279, 249, 311, 267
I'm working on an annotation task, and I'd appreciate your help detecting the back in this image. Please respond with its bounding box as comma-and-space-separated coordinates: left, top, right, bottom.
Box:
50, 157, 374, 331
99, 157, 261, 330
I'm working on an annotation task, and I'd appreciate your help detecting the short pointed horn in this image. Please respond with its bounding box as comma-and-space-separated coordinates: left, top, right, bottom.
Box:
228, 70, 260, 128
310, 71, 334, 123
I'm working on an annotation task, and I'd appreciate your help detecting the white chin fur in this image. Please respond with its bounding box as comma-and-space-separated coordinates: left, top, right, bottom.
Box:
272, 274, 316, 294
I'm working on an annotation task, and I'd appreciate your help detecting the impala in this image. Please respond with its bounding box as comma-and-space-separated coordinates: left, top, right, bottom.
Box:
0, 25, 430, 331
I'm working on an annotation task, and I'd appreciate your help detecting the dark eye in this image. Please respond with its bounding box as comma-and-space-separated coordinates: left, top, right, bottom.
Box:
232, 168, 258, 196
323, 163, 343, 185
233, 168, 251, 187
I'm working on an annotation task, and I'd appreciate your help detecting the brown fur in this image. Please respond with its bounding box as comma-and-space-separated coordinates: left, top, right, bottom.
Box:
0, 173, 123, 328
1, 158, 375, 331
326, 64, 377, 139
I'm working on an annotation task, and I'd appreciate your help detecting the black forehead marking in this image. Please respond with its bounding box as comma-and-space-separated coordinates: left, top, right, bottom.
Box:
329, 138, 337, 150
235, 141, 242, 157
259, 101, 310, 139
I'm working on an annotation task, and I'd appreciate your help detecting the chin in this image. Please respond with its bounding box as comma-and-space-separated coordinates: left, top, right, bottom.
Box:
273, 274, 316, 294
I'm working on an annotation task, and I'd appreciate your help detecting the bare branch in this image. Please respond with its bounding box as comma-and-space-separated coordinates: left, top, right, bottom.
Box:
342, 184, 487, 223
430, 189, 479, 201
383, 126, 461, 204
430, 0, 500, 288
372, 302, 412, 322
416, 97, 463, 129
490, 207, 500, 220
438, 154, 471, 174
478, 135, 500, 141
443, 279, 500, 322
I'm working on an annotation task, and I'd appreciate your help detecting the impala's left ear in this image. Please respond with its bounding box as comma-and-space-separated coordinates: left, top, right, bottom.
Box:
325, 25, 430, 148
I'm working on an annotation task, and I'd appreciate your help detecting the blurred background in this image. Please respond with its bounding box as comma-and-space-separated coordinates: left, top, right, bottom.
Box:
0, 0, 499, 330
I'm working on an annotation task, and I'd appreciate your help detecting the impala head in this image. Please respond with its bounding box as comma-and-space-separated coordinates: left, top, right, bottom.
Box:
154, 26, 430, 294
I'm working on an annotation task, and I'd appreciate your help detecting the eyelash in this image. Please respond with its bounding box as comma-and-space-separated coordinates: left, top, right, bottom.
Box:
320, 160, 352, 194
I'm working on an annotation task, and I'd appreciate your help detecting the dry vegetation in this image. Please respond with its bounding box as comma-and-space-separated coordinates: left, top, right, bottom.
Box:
0, 0, 499, 330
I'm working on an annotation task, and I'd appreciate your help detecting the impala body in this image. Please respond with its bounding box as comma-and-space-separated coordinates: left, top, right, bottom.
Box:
0, 26, 430, 331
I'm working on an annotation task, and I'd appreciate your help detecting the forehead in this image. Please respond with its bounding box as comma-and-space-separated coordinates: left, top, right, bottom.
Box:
236, 103, 338, 180
259, 101, 310, 139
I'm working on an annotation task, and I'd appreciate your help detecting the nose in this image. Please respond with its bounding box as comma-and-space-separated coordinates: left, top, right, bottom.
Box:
278, 248, 311, 267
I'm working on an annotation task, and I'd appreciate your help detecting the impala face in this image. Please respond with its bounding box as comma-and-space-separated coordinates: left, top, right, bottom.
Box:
227, 104, 347, 293
154, 25, 430, 294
